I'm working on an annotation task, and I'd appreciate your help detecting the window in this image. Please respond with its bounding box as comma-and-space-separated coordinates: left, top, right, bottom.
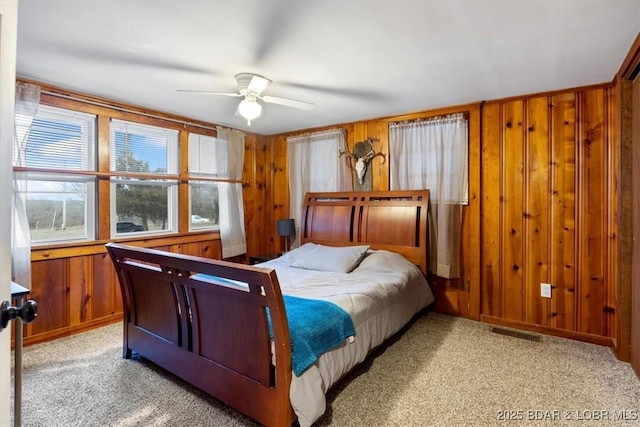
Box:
389, 114, 468, 204
14, 105, 97, 244
109, 119, 178, 236
15, 97, 234, 243
389, 113, 468, 279
187, 133, 223, 230
286, 128, 351, 246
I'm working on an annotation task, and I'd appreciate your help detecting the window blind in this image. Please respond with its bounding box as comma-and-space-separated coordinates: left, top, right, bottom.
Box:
188, 133, 228, 177
110, 119, 178, 174
15, 104, 96, 171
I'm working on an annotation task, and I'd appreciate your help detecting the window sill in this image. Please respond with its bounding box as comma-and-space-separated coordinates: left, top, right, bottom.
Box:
30, 230, 221, 261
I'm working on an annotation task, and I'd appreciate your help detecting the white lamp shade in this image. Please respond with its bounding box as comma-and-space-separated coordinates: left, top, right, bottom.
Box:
238, 99, 262, 120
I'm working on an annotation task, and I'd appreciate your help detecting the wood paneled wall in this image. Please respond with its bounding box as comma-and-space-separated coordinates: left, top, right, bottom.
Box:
251, 106, 483, 320
615, 32, 640, 370
480, 86, 618, 345
15, 80, 248, 347
24, 235, 222, 346
632, 75, 640, 374
21, 79, 625, 351
246, 84, 620, 347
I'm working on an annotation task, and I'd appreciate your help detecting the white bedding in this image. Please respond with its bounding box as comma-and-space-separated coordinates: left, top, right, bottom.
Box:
259, 249, 434, 427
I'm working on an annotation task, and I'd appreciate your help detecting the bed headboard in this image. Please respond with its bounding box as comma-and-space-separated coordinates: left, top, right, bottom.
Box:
300, 190, 430, 275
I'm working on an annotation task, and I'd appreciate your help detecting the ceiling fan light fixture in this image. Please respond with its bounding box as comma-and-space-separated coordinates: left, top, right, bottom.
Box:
238, 99, 262, 125
178, 72, 313, 127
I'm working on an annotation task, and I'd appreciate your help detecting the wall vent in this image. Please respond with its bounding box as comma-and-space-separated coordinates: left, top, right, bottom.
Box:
490, 327, 542, 342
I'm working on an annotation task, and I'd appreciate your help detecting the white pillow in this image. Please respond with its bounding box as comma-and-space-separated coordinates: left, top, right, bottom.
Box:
290, 244, 370, 273
353, 250, 405, 273
277, 242, 318, 266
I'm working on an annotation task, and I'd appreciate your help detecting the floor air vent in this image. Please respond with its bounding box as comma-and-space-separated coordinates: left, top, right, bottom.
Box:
490, 327, 542, 342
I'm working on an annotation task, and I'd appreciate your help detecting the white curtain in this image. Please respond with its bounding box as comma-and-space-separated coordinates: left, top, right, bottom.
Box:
12, 82, 41, 288
389, 113, 468, 279
216, 126, 247, 258
287, 128, 352, 247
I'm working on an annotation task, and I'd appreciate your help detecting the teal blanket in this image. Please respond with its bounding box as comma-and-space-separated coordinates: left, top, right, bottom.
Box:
191, 274, 356, 376
279, 295, 356, 376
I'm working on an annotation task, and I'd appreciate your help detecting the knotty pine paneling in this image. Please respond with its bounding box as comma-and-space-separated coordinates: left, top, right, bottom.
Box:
25, 79, 622, 348
92, 252, 120, 319
502, 101, 525, 321
550, 93, 577, 332
481, 102, 502, 317
242, 136, 264, 260
480, 86, 617, 341
68, 255, 92, 325
25, 235, 223, 346
171, 240, 221, 259
243, 133, 283, 257
271, 135, 289, 253
361, 119, 390, 192
28, 259, 69, 336
577, 90, 608, 336
258, 105, 482, 319
524, 96, 551, 326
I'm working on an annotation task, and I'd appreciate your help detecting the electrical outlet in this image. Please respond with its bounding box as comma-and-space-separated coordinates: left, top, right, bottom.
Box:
540, 283, 552, 298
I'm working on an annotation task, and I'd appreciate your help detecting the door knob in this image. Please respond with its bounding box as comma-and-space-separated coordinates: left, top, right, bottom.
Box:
0, 300, 37, 331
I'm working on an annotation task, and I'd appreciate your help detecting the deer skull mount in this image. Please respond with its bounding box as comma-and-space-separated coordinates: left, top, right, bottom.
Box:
339, 138, 386, 189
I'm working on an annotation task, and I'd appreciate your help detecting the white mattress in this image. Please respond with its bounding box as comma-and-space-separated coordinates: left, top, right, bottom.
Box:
260, 250, 434, 427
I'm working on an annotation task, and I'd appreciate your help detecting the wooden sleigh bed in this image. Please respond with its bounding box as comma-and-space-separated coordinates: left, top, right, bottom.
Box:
106, 190, 432, 426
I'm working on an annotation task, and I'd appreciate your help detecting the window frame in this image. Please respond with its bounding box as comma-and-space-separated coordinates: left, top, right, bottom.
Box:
13, 87, 244, 246
108, 119, 180, 238
109, 177, 179, 237
187, 132, 227, 231
14, 104, 98, 245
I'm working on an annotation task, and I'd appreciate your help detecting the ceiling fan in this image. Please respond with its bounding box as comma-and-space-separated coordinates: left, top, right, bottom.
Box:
178, 73, 315, 126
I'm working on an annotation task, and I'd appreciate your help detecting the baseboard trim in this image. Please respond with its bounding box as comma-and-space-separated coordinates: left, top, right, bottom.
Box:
20, 315, 122, 348
480, 315, 615, 348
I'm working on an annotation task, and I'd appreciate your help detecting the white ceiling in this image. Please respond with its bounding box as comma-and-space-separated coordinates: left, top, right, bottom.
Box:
16, 0, 640, 136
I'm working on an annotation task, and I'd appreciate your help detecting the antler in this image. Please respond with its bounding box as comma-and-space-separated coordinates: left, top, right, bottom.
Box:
361, 149, 386, 164
339, 138, 385, 163
362, 138, 387, 163
338, 148, 356, 159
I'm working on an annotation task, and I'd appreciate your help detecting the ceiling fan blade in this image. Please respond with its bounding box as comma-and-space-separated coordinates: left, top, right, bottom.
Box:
252, 2, 301, 63
176, 90, 242, 97
279, 80, 387, 101
39, 41, 216, 75
247, 75, 272, 94
262, 95, 315, 110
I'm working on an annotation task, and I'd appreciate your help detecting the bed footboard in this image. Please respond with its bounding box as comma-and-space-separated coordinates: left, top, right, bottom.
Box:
106, 243, 295, 427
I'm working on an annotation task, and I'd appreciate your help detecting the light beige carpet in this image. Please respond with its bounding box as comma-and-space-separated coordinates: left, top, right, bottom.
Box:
11, 312, 640, 426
